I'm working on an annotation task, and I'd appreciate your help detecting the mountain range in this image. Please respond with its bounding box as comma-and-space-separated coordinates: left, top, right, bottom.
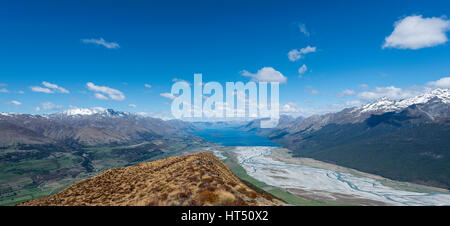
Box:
243, 88, 450, 189
0, 108, 206, 205
2, 88, 450, 205
0, 108, 195, 147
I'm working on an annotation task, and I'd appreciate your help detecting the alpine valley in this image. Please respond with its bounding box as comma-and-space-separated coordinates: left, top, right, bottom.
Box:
1, 88, 450, 206
242, 88, 450, 190
0, 108, 207, 205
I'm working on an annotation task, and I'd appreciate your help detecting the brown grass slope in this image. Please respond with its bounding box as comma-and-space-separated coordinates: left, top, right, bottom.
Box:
19, 152, 283, 206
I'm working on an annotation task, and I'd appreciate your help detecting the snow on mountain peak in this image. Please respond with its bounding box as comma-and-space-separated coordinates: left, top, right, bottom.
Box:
358, 88, 449, 113
61, 107, 107, 116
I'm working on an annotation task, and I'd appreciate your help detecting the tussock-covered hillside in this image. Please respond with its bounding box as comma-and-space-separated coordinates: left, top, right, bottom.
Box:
19, 152, 283, 206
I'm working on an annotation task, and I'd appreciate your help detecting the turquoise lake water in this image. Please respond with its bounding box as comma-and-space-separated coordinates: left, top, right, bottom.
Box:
193, 128, 278, 146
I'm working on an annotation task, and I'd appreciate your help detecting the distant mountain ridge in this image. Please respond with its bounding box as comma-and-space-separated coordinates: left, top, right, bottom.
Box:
357, 88, 449, 113
250, 88, 450, 136
0, 107, 208, 206
244, 88, 450, 189
0, 108, 194, 147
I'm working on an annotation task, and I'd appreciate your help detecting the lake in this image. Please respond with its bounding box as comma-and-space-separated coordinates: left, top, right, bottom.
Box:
193, 128, 278, 146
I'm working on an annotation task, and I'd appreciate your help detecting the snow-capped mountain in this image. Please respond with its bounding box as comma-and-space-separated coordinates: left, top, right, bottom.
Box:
256, 88, 450, 189
254, 88, 450, 136
57, 107, 130, 118
61, 107, 107, 116
0, 108, 194, 147
357, 88, 450, 113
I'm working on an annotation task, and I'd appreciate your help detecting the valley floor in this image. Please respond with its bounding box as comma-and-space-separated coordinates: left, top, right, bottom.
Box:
192, 146, 450, 206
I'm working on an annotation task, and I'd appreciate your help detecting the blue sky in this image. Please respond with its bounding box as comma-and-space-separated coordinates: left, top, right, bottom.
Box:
1, 0, 450, 118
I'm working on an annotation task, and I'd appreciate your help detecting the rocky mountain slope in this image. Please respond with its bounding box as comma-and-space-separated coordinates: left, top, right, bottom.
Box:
248, 88, 450, 189
256, 88, 450, 137
0, 108, 208, 206
19, 152, 282, 206
0, 108, 195, 147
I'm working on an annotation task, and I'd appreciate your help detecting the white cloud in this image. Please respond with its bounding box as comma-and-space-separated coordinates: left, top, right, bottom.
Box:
305, 86, 319, 95
359, 84, 369, 89
94, 93, 109, 100
357, 86, 426, 100
287, 50, 301, 62
279, 101, 364, 117
42, 81, 69, 93
288, 46, 317, 61
337, 89, 356, 98
427, 77, 450, 88
160, 92, 176, 100
346, 100, 363, 107
81, 38, 120, 49
29, 81, 69, 94
383, 15, 450, 50
8, 100, 22, 105
0, 88, 8, 93
241, 67, 287, 83
136, 111, 174, 120
298, 64, 307, 77
298, 23, 310, 37
30, 86, 54, 93
280, 102, 303, 115
86, 82, 125, 101
144, 84, 152, 88
172, 78, 191, 85
128, 104, 137, 108
41, 102, 62, 111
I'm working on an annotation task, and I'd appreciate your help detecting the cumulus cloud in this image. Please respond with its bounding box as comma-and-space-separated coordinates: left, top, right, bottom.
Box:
298, 64, 307, 77
305, 86, 319, 95
144, 84, 152, 88
241, 67, 287, 83
172, 78, 191, 85
30, 86, 53, 93
310, 89, 319, 95
288, 46, 317, 61
337, 89, 356, 98
279, 101, 364, 117
160, 92, 176, 100
40, 102, 62, 111
346, 100, 363, 107
280, 102, 303, 116
357, 86, 426, 100
298, 23, 310, 37
359, 84, 369, 89
30, 81, 69, 94
81, 38, 120, 49
128, 104, 137, 108
0, 88, 8, 93
427, 77, 450, 88
383, 15, 450, 50
86, 82, 125, 101
42, 81, 69, 93
8, 100, 22, 105
94, 93, 109, 100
